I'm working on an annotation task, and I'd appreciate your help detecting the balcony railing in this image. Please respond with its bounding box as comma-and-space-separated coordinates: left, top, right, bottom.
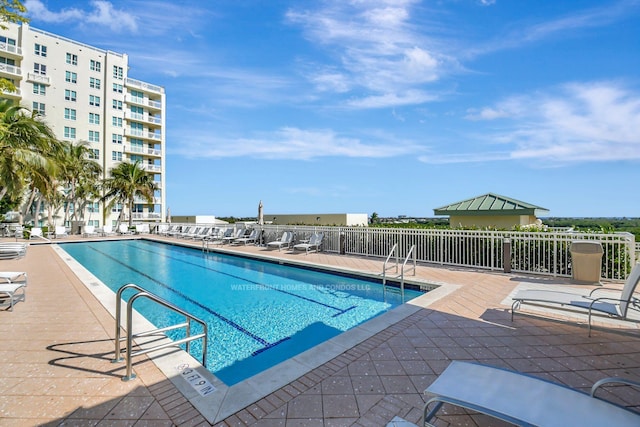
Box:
139, 163, 162, 173
0, 63, 21, 77
125, 77, 164, 94
1, 88, 21, 97
134, 196, 161, 204
26, 73, 50, 85
127, 128, 162, 141
123, 144, 162, 157
130, 212, 162, 220
125, 111, 162, 126
0, 42, 21, 56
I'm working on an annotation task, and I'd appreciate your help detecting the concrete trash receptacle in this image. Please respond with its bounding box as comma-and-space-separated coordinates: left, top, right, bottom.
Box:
570, 240, 603, 284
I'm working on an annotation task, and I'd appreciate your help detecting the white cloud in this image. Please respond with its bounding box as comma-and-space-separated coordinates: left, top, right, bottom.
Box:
24, 0, 83, 21
172, 127, 422, 160
346, 89, 438, 108
25, 0, 137, 32
286, 0, 457, 108
433, 81, 640, 164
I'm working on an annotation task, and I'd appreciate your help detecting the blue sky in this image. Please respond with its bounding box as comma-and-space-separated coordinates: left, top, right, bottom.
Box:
24, 0, 640, 218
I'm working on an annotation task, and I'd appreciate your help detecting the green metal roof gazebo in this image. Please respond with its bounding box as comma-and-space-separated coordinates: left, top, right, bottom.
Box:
434, 193, 549, 217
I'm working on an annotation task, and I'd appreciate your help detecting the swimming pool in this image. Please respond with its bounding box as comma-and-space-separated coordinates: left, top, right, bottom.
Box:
60, 239, 423, 385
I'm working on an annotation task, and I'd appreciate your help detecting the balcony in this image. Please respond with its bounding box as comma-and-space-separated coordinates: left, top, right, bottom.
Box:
1, 87, 21, 99
0, 63, 21, 78
0, 42, 22, 58
26, 73, 50, 85
126, 95, 162, 111
124, 111, 162, 126
134, 196, 161, 204
125, 77, 164, 95
139, 163, 162, 173
126, 128, 162, 142
123, 144, 162, 157
130, 212, 162, 220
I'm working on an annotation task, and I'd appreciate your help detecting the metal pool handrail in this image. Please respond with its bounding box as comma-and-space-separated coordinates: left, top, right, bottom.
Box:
112, 283, 208, 381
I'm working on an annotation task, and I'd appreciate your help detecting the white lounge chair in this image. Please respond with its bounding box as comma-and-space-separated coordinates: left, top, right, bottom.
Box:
28, 227, 44, 240
0, 243, 27, 260
423, 361, 640, 427
118, 224, 133, 235
293, 232, 324, 254
101, 224, 117, 236
222, 228, 245, 244
233, 228, 261, 245
511, 263, 640, 336
82, 225, 99, 237
267, 231, 293, 251
54, 226, 68, 238
135, 223, 150, 234
180, 226, 202, 239
204, 228, 232, 245
0, 271, 27, 311
191, 227, 213, 240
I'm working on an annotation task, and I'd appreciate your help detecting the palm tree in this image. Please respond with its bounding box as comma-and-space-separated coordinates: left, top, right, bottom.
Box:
102, 160, 157, 227
56, 140, 102, 223
0, 99, 57, 214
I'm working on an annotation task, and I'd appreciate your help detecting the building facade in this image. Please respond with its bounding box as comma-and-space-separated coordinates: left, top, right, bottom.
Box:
0, 23, 166, 228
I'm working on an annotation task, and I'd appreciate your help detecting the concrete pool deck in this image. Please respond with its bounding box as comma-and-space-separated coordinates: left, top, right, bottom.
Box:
1, 235, 639, 426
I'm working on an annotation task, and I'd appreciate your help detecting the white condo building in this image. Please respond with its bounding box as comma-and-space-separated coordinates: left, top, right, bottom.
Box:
0, 23, 166, 228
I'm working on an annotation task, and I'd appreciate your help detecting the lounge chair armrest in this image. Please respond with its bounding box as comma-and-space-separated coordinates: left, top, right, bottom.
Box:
589, 286, 621, 296
591, 377, 640, 398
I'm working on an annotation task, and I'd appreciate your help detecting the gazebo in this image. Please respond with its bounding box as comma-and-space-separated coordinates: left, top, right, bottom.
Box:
433, 193, 549, 229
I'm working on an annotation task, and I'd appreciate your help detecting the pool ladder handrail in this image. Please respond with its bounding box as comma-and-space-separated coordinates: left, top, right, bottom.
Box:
382, 244, 416, 300
112, 283, 208, 381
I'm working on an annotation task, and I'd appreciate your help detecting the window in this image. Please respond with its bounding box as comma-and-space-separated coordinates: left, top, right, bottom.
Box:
88, 149, 99, 159
33, 63, 47, 75
89, 113, 100, 124
87, 219, 99, 227
113, 83, 123, 93
32, 102, 45, 115
112, 151, 122, 161
64, 108, 76, 120
87, 203, 100, 214
89, 95, 100, 107
90, 59, 101, 72
64, 89, 77, 102
112, 117, 123, 127
90, 77, 101, 89
66, 53, 78, 65
111, 202, 122, 213
113, 65, 123, 79
0, 36, 16, 46
112, 133, 123, 144
112, 100, 123, 110
64, 126, 76, 139
32, 83, 46, 95
88, 130, 100, 143
65, 71, 77, 83
130, 90, 144, 103
34, 43, 47, 57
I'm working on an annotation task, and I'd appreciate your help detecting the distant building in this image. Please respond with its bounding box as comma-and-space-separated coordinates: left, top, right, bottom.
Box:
267, 213, 368, 226
171, 215, 227, 225
433, 193, 549, 229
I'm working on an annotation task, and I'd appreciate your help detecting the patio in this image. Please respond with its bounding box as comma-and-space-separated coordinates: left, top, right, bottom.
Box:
0, 235, 639, 426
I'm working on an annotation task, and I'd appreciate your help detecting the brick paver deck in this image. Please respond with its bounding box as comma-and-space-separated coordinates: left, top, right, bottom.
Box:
0, 236, 638, 426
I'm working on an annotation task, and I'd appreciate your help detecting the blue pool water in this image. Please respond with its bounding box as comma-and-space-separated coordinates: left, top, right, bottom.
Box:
60, 239, 422, 385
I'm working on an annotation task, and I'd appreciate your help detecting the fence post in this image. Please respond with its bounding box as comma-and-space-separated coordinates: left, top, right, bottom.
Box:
339, 231, 346, 255
503, 238, 512, 273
